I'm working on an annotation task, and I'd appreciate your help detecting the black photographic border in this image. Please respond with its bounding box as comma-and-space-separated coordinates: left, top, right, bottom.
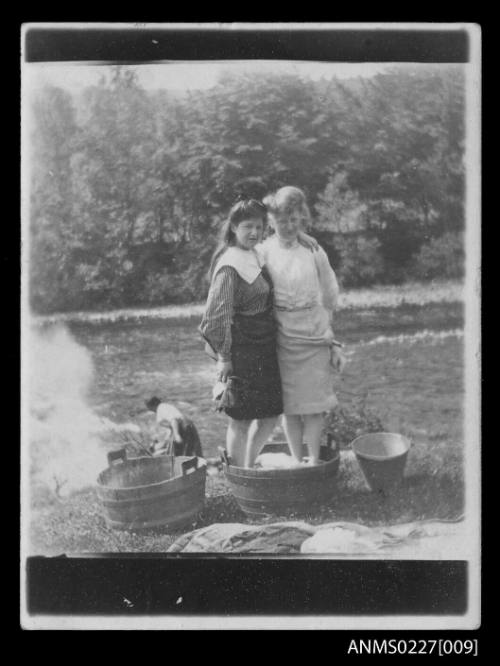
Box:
21, 22, 480, 632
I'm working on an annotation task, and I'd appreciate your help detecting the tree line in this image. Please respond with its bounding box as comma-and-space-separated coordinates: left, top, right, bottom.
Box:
28, 65, 465, 314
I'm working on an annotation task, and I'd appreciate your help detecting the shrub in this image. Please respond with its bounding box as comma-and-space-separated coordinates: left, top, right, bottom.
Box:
412, 232, 464, 280
143, 271, 175, 305
323, 403, 386, 449
332, 235, 385, 288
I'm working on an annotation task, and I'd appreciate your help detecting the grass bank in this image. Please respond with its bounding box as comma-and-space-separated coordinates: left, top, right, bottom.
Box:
33, 279, 463, 325
27, 298, 465, 554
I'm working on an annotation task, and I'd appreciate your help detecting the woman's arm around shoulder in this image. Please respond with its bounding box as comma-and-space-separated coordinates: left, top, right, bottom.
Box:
315, 246, 339, 312
297, 230, 320, 251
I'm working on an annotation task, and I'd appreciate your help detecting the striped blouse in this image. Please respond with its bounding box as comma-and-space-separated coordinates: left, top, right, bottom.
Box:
199, 266, 271, 361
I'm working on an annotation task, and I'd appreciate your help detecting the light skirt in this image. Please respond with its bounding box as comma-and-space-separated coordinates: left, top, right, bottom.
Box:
275, 304, 338, 415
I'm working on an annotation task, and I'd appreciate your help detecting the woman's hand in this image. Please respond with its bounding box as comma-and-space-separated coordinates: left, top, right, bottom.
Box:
297, 230, 319, 252
330, 346, 346, 374
216, 359, 233, 382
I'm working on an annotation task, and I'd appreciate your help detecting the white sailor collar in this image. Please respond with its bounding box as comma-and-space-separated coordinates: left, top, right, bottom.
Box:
213, 246, 263, 284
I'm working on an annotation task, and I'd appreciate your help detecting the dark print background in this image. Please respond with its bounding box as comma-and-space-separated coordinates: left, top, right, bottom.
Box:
21, 24, 481, 630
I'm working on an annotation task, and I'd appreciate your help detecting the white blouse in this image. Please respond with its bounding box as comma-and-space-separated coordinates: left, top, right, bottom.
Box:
258, 236, 339, 312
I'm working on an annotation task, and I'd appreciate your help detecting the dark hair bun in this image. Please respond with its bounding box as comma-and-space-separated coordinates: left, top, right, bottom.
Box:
145, 396, 162, 411
233, 177, 267, 202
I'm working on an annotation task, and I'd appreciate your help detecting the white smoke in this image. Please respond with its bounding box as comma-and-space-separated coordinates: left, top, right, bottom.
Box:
26, 324, 138, 497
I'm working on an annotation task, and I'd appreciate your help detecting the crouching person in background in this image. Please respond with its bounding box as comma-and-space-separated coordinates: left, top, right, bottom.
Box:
145, 397, 203, 458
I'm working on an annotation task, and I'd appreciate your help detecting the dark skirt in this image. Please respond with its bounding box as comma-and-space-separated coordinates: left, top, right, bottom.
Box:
225, 308, 283, 421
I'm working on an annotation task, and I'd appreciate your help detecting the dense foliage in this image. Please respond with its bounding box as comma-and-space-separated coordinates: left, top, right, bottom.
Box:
28, 65, 465, 313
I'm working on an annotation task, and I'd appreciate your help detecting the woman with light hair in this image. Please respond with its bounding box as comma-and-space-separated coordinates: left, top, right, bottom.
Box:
259, 186, 345, 465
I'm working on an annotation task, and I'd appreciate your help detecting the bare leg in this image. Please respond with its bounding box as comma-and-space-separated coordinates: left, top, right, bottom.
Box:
226, 419, 251, 467
244, 416, 279, 468
303, 413, 325, 464
282, 414, 304, 462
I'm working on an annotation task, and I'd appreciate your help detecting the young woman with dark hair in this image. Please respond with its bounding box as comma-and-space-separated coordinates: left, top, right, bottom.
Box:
199, 199, 283, 467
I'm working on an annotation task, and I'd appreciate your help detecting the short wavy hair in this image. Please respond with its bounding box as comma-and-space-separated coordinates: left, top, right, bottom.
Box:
264, 186, 311, 224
